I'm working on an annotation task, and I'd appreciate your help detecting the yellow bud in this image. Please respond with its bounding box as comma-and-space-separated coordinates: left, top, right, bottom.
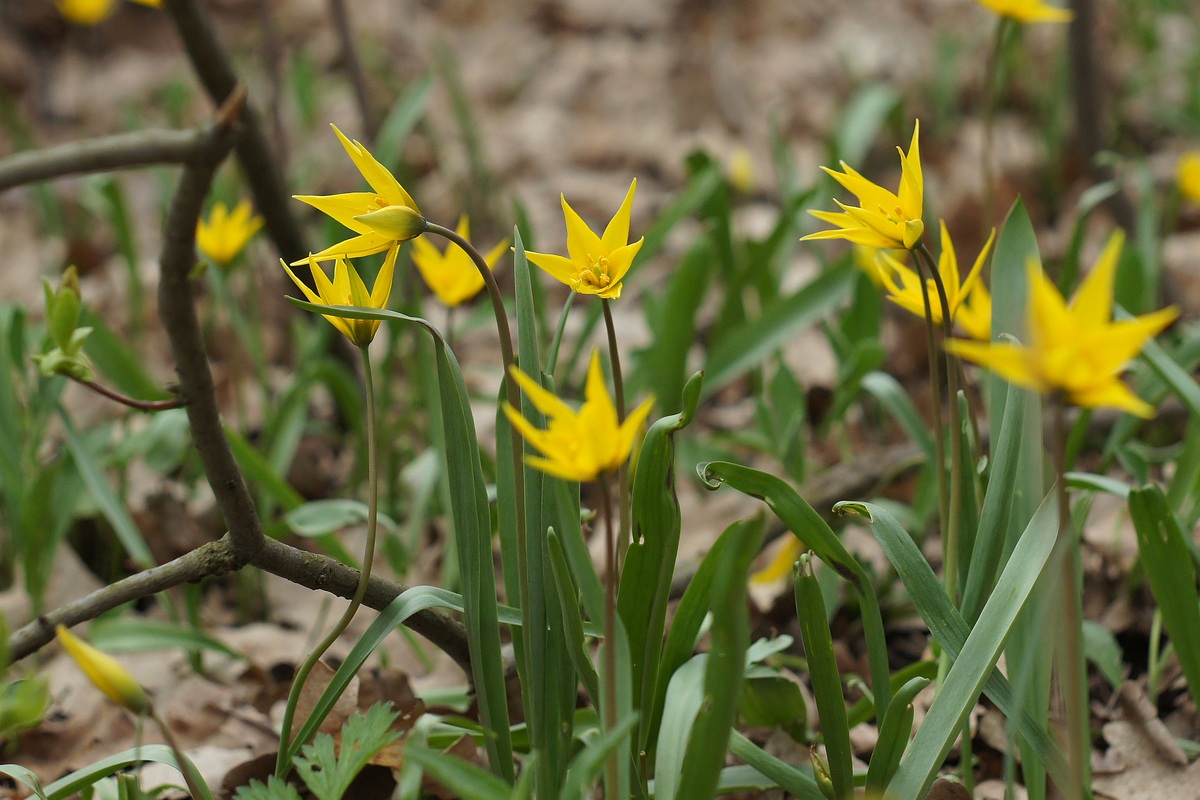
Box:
903, 218, 925, 250
56, 625, 150, 714
353, 206, 428, 243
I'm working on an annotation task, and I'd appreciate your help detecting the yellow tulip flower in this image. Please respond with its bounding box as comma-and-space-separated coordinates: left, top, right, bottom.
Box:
804, 121, 925, 251
974, 0, 1073, 23
946, 232, 1178, 417
879, 222, 996, 324
1177, 152, 1200, 206
526, 180, 644, 300
196, 199, 263, 268
294, 124, 425, 262
281, 244, 399, 348
503, 351, 653, 483
410, 215, 508, 307
750, 537, 805, 586
56, 625, 150, 714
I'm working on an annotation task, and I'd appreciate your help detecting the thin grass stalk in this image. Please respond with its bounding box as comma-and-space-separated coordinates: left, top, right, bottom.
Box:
598, 471, 620, 797
913, 250, 950, 571
981, 17, 1014, 229
276, 344, 380, 776
602, 298, 633, 565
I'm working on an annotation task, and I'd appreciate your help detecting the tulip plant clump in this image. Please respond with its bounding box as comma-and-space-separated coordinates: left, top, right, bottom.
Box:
3, 0, 1200, 799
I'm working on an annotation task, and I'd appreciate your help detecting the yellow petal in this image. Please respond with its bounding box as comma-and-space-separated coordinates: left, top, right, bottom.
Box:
330, 124, 420, 212
601, 178, 637, 253
898, 120, 923, 222
751, 537, 805, 585
508, 364, 575, 422
561, 194, 605, 264
56, 625, 150, 713
1069, 379, 1153, 417
370, 244, 399, 310
945, 339, 1043, 392
956, 228, 996, 312
1070, 230, 1123, 331
527, 251, 580, 287
293, 192, 379, 233
308, 232, 396, 261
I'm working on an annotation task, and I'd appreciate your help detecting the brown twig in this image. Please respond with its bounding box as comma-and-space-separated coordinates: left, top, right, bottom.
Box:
162, 0, 309, 265
78, 379, 186, 412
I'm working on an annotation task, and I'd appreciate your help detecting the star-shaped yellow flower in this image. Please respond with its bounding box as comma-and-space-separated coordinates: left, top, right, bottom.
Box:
946, 232, 1178, 417
57, 625, 150, 714
410, 215, 508, 307
803, 121, 925, 251
294, 124, 425, 262
879, 221, 996, 324
503, 351, 653, 482
525, 180, 644, 300
1177, 152, 1200, 206
196, 199, 263, 268
281, 244, 399, 347
974, 0, 1073, 23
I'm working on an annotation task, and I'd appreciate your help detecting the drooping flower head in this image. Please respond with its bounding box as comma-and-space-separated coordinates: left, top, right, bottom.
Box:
526, 180, 644, 300
281, 244, 399, 348
410, 215, 508, 307
196, 199, 263, 268
1177, 152, 1200, 206
946, 231, 1178, 417
974, 0, 1073, 23
503, 351, 653, 482
879, 221, 996, 324
294, 124, 426, 262
803, 121, 924, 251
56, 625, 150, 714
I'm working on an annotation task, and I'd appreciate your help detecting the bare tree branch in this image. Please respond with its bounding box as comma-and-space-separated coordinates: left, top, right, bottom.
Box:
162, 0, 310, 265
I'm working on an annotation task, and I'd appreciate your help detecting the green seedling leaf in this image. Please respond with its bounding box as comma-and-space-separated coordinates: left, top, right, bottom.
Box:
232, 776, 303, 800
284, 499, 397, 539
42, 745, 214, 800
727, 730, 824, 799
294, 704, 402, 800
0, 765, 47, 800
1082, 621, 1125, 690
865, 676, 929, 793
740, 671, 807, 740
1129, 486, 1200, 712
403, 745, 513, 800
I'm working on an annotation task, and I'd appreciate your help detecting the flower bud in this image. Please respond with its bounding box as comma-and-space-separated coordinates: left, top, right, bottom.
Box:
56, 625, 150, 714
903, 218, 925, 250
353, 206, 428, 243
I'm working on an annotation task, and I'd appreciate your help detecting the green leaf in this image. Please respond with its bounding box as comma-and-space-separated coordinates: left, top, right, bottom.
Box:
42, 745, 214, 800
839, 499, 1059, 800
740, 672, 807, 740
60, 411, 154, 569
699, 462, 891, 722
89, 617, 242, 660
547, 529, 601, 707
0, 764, 47, 799
727, 730, 823, 799
833, 499, 1068, 789
403, 746, 513, 800
561, 713, 640, 799
232, 776, 303, 800
619, 370, 702, 755
295, 704, 401, 800
284, 499, 397, 539
673, 515, 765, 800
865, 676, 929, 793
794, 554, 852, 799
1082, 621, 1124, 690
701, 265, 854, 399
861, 371, 934, 459
1129, 486, 1200, 712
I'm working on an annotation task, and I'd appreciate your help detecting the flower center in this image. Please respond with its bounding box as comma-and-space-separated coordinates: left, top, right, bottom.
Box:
368, 195, 391, 212
572, 255, 612, 292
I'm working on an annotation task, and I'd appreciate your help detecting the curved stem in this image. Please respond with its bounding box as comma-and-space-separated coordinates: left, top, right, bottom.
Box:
918, 244, 965, 605
151, 707, 210, 800
77, 379, 186, 412
425, 222, 530, 630
276, 344, 380, 777
913, 250, 949, 572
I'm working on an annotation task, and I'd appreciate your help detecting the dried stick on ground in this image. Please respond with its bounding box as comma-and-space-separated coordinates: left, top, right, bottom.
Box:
328, 0, 377, 141
6, 95, 473, 676
162, 0, 309, 266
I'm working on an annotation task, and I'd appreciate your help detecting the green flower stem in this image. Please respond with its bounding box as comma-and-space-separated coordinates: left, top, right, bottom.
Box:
913, 250, 950, 582
1051, 396, 1088, 800
425, 222, 530, 613
601, 298, 632, 560
597, 470, 620, 797
276, 344, 380, 777
918, 243, 965, 606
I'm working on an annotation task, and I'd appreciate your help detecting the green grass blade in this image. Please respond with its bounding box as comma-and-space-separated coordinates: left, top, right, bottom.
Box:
861, 371, 934, 459
89, 617, 243, 660
727, 731, 823, 799
865, 676, 929, 793
402, 746, 512, 800
43, 745, 213, 800
700, 462, 891, 722
794, 554, 852, 800
60, 411, 154, 569
701, 265, 854, 400
547, 529, 601, 706
1129, 486, 1200, 712
562, 713, 640, 799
